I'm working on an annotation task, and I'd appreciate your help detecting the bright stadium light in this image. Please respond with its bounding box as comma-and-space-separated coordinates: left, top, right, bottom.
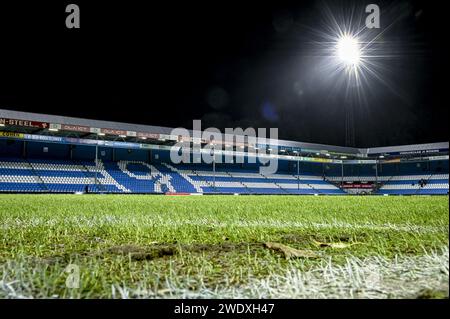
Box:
336, 35, 360, 66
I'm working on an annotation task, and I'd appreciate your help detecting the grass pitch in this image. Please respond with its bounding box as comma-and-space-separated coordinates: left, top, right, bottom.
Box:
0, 194, 448, 299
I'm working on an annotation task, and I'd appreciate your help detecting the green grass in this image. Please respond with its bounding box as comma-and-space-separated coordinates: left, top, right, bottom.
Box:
0, 194, 448, 298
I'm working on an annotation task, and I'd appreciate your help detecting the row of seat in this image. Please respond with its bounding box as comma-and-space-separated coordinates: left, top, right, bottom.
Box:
0, 158, 448, 195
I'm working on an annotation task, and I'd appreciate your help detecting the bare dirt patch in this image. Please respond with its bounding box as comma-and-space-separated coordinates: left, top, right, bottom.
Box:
101, 242, 265, 261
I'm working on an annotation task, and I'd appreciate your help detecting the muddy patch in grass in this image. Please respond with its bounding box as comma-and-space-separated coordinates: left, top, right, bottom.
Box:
98, 243, 264, 261
105, 244, 177, 261
183, 243, 263, 254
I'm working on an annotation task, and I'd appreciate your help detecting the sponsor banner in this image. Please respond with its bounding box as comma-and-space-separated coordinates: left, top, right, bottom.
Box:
428, 155, 449, 161
301, 157, 334, 163
100, 128, 127, 136
176, 135, 193, 142
24, 134, 63, 142
397, 155, 449, 163
139, 144, 172, 150
66, 137, 98, 145
0, 131, 24, 138
137, 132, 160, 139
159, 134, 177, 141
345, 159, 377, 164
126, 131, 137, 137
0, 118, 49, 129
4, 131, 442, 165
49, 123, 61, 130
399, 149, 440, 155
301, 148, 322, 154
66, 137, 81, 144
373, 149, 447, 156
113, 142, 136, 148
342, 183, 374, 189
381, 158, 401, 164
90, 127, 101, 134
61, 124, 91, 133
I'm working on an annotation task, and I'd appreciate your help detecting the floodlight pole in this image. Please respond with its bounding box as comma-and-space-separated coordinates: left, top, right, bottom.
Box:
345, 99, 355, 147
375, 159, 379, 188
212, 146, 216, 189
95, 133, 99, 192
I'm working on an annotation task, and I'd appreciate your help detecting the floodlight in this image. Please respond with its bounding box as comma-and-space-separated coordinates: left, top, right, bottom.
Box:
337, 35, 360, 66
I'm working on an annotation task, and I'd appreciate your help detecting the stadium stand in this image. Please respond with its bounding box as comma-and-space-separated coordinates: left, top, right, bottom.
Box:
0, 109, 448, 195
0, 157, 345, 194
325, 160, 449, 195
1, 155, 447, 195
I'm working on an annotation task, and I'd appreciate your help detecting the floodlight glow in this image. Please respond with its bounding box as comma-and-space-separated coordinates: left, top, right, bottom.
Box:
337, 35, 360, 66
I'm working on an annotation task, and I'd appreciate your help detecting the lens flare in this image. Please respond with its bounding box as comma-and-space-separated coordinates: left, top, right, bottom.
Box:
337, 35, 360, 66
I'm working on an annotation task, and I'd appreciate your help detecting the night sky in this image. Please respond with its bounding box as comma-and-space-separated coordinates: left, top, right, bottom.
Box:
0, 0, 447, 147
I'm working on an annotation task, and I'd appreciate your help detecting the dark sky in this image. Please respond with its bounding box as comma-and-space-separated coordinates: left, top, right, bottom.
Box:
0, 0, 447, 147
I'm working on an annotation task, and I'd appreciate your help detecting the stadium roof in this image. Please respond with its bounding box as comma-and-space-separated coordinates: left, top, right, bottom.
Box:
1, 108, 448, 159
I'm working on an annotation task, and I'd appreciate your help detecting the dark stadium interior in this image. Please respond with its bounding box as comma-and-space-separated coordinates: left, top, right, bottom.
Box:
0, 0, 448, 147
